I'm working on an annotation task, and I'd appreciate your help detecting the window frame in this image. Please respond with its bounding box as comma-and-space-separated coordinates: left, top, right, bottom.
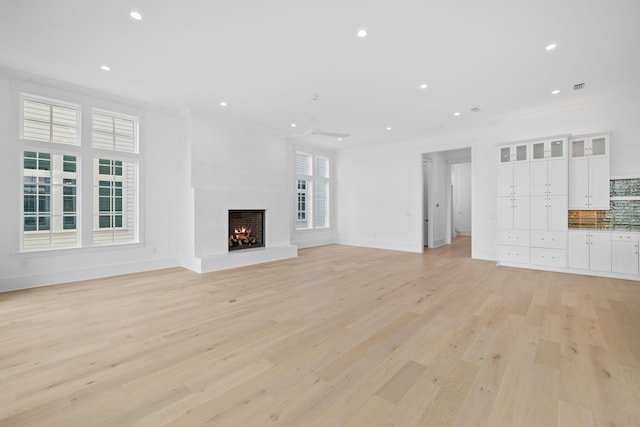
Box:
20, 93, 81, 145
295, 149, 331, 231
18, 92, 141, 252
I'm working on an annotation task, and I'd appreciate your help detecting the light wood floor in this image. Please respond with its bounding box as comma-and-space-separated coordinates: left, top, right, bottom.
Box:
1, 237, 639, 426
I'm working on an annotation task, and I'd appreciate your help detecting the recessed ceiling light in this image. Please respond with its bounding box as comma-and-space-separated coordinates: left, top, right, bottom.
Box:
552, 90, 560, 95
100, 65, 111, 71
545, 43, 557, 51
130, 11, 142, 20
386, 126, 392, 131
357, 29, 367, 38
337, 137, 342, 141
220, 101, 227, 107
291, 123, 296, 128
454, 112, 460, 116
419, 83, 428, 90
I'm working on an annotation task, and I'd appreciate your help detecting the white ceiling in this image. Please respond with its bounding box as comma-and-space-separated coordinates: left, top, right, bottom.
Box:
1, 0, 639, 147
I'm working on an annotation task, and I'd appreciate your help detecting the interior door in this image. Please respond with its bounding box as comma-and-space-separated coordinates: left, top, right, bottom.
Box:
423, 160, 430, 247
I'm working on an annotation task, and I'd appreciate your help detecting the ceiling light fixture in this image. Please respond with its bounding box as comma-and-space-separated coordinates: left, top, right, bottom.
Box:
545, 43, 557, 51
130, 11, 142, 20
357, 29, 367, 38
100, 65, 111, 71
454, 112, 460, 116
337, 138, 342, 141
552, 90, 560, 95
220, 101, 227, 107
291, 123, 297, 128
420, 83, 428, 90
386, 126, 392, 131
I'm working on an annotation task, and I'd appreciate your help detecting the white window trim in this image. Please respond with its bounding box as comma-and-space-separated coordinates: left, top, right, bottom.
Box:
18, 90, 141, 252
91, 107, 140, 154
20, 93, 81, 144
295, 148, 332, 231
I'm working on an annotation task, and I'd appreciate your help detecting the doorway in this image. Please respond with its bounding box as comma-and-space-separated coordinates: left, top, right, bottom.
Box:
422, 148, 472, 251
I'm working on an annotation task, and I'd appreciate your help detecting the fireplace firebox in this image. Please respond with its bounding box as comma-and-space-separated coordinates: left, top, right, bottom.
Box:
228, 210, 265, 251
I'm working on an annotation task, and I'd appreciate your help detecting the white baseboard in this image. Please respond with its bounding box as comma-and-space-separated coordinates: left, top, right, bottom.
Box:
0, 257, 181, 293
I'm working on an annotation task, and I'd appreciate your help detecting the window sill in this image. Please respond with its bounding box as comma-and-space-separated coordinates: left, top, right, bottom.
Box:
296, 227, 331, 232
14, 241, 144, 258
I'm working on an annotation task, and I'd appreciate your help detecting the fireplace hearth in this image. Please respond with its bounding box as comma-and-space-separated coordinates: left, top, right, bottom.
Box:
228, 210, 265, 251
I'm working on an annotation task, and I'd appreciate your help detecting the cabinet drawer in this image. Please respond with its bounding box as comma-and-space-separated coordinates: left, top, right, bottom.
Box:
499, 245, 530, 264
530, 231, 566, 249
498, 230, 529, 246
611, 232, 639, 242
531, 248, 566, 267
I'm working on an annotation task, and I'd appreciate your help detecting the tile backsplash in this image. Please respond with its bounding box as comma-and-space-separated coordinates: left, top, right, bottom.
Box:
568, 178, 640, 230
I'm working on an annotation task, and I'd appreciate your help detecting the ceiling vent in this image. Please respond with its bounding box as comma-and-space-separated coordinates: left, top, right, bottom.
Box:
470, 107, 480, 113
573, 82, 586, 91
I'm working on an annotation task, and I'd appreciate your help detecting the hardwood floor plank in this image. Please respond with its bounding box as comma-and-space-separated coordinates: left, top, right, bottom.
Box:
1, 237, 639, 426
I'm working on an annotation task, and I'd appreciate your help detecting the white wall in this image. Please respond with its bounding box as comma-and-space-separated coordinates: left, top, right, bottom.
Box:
0, 71, 189, 292
336, 145, 421, 252
184, 109, 297, 271
336, 96, 640, 259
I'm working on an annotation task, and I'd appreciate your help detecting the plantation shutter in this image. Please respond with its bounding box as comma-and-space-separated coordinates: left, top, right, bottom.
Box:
23, 98, 79, 145
92, 112, 136, 152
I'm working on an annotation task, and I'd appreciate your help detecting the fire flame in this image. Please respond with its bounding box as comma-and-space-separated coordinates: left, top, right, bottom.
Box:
233, 226, 252, 240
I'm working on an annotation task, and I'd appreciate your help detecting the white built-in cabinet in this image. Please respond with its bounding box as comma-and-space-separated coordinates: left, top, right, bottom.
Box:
611, 233, 639, 275
528, 138, 568, 267
569, 135, 610, 209
567, 230, 640, 276
498, 143, 530, 263
530, 137, 568, 232
568, 230, 611, 272
498, 133, 640, 281
498, 143, 530, 230
498, 138, 569, 268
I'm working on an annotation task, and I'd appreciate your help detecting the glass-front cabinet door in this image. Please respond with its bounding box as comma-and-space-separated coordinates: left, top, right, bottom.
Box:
571, 135, 608, 158
549, 138, 566, 158
571, 139, 586, 158
591, 136, 607, 156
532, 141, 546, 160
533, 138, 566, 160
499, 143, 528, 163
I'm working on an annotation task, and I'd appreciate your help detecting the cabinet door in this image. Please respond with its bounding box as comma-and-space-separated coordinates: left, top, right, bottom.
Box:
531, 141, 547, 161
530, 196, 548, 231
547, 159, 567, 196
569, 158, 589, 209
589, 136, 608, 157
589, 233, 612, 272
548, 138, 567, 158
498, 164, 514, 197
499, 146, 512, 163
498, 197, 514, 229
571, 138, 587, 158
512, 196, 530, 230
611, 241, 639, 275
547, 195, 568, 231
588, 156, 610, 209
512, 162, 530, 197
530, 162, 548, 196
568, 232, 590, 269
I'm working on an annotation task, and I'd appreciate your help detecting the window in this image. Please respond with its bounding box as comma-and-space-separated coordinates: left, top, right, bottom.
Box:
19, 94, 139, 250
22, 151, 78, 249
93, 158, 136, 245
22, 98, 79, 145
92, 111, 137, 152
295, 151, 330, 230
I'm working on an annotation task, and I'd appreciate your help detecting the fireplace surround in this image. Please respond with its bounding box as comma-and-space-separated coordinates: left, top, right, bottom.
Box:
228, 210, 265, 251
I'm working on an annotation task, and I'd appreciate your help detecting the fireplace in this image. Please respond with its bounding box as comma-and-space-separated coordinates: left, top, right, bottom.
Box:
228, 210, 265, 251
